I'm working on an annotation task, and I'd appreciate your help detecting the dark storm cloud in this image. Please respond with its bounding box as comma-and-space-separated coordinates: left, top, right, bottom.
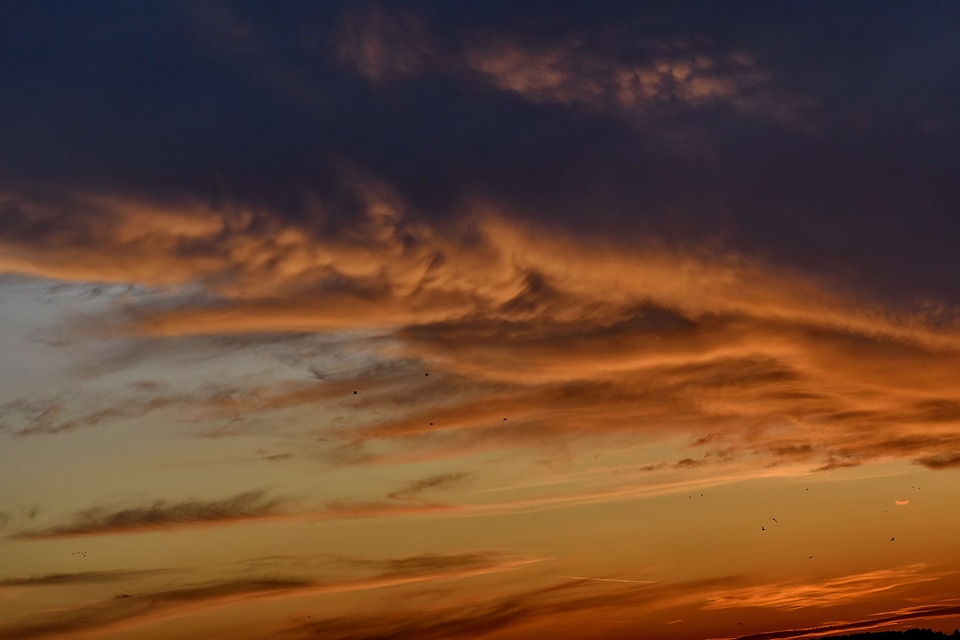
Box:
3, 2, 960, 302
10, 490, 292, 538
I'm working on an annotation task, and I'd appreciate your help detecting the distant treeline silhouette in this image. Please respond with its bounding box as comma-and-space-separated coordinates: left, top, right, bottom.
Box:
825, 629, 960, 639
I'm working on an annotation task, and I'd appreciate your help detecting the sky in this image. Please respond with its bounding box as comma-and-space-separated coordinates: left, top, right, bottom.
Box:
2, 2, 960, 639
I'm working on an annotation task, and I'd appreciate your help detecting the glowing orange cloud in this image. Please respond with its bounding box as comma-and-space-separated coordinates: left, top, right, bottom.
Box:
5, 186, 960, 479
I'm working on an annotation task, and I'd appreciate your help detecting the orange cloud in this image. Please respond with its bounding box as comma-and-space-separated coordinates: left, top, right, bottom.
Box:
721, 602, 960, 640
5, 185, 960, 480
704, 564, 940, 611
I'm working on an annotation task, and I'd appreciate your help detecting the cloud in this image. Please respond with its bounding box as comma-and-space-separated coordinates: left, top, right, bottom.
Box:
0, 577, 313, 640
463, 40, 813, 126
724, 603, 960, 640
0, 570, 161, 588
329, 8, 814, 128
334, 5, 437, 83
673, 457, 707, 470
0, 551, 539, 640
274, 573, 739, 640
915, 453, 960, 469
704, 564, 939, 611
6, 185, 960, 480
340, 551, 522, 578
10, 490, 293, 539
261, 452, 294, 462
318, 500, 455, 520
387, 472, 469, 500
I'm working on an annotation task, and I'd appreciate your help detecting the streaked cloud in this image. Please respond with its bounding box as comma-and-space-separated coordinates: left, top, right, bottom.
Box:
0, 570, 162, 588
704, 564, 940, 611
0, 551, 539, 640
9, 490, 293, 539
274, 573, 738, 640
387, 472, 469, 500
724, 602, 960, 640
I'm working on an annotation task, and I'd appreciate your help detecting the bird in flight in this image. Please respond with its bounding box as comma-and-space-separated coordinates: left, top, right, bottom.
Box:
808, 555, 814, 559
891, 537, 895, 542
761, 526, 765, 531
770, 518, 778, 523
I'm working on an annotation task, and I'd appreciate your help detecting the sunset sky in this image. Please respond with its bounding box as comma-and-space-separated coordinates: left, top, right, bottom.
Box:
3, 2, 960, 639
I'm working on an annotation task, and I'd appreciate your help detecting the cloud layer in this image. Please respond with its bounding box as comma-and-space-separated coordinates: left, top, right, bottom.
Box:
10, 491, 292, 539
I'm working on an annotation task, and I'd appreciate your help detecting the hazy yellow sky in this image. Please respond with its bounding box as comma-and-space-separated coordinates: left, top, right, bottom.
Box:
3, 2, 960, 639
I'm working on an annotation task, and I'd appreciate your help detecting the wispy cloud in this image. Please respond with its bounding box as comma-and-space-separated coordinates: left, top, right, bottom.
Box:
721, 602, 960, 640
0, 570, 162, 588
10, 490, 293, 539
387, 472, 469, 500
0, 551, 540, 639
274, 573, 739, 640
704, 564, 940, 611
0, 577, 313, 640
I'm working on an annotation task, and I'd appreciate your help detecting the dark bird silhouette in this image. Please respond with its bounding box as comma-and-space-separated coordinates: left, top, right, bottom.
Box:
761, 526, 765, 531
891, 537, 895, 541
770, 518, 778, 523
353, 390, 357, 395
503, 417, 507, 421
808, 555, 814, 559
424, 373, 429, 376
